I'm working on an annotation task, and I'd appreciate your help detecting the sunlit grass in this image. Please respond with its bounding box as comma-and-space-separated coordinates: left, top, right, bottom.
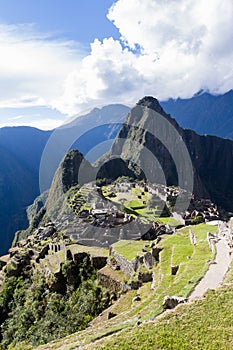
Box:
34, 223, 220, 350
112, 240, 151, 261
93, 283, 233, 350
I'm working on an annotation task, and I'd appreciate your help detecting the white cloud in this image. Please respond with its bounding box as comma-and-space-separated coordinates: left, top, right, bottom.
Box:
55, 0, 233, 115
0, 23, 84, 110
54, 38, 143, 114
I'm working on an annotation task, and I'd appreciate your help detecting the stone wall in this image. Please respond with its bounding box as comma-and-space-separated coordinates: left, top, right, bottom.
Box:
36, 244, 50, 262
98, 266, 123, 293
49, 242, 66, 254
72, 251, 89, 264
207, 232, 217, 253
138, 271, 153, 282
111, 249, 139, 277
66, 249, 107, 269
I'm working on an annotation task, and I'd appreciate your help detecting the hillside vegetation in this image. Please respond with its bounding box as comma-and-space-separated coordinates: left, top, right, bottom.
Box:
0, 259, 110, 349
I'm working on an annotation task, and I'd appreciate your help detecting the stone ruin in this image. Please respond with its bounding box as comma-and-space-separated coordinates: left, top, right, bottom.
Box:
171, 265, 179, 275
207, 232, 218, 253
104, 243, 164, 292
183, 198, 222, 224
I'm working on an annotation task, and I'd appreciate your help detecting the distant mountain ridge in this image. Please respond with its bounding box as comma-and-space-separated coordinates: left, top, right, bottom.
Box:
161, 90, 233, 139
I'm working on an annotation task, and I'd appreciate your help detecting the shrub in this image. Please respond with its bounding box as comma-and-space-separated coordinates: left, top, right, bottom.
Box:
192, 216, 205, 224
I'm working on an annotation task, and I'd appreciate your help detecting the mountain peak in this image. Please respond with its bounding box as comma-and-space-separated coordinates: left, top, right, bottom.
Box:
137, 96, 167, 116
136, 95, 179, 129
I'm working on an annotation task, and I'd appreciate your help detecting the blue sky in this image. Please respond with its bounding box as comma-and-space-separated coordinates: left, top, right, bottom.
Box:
0, 0, 119, 44
0, 0, 232, 130
0, 0, 119, 129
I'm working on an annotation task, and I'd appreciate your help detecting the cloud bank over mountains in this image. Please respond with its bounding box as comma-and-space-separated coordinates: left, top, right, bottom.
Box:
58, 0, 233, 115
0, 0, 233, 121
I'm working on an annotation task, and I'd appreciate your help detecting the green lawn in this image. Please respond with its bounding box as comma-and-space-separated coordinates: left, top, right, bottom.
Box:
93, 283, 233, 350
112, 240, 151, 261
156, 217, 181, 226
125, 200, 146, 210
68, 244, 108, 257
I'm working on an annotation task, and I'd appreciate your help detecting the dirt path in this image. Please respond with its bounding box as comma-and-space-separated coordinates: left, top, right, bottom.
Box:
189, 238, 232, 300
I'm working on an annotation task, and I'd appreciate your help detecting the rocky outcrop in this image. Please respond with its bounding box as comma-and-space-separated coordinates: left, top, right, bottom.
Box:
163, 295, 188, 309
0, 255, 10, 269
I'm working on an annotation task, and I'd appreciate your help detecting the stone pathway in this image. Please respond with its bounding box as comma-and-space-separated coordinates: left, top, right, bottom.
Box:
189, 238, 232, 300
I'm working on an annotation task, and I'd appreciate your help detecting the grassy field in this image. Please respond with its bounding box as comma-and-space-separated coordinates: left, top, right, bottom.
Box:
156, 217, 181, 226
68, 244, 108, 257
112, 240, 151, 261
93, 283, 233, 350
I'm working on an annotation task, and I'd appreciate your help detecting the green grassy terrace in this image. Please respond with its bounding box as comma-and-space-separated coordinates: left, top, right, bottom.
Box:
112, 240, 151, 261
33, 223, 221, 350
93, 282, 233, 350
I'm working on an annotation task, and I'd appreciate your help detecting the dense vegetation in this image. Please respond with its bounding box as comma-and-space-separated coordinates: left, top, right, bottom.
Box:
0, 258, 110, 349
